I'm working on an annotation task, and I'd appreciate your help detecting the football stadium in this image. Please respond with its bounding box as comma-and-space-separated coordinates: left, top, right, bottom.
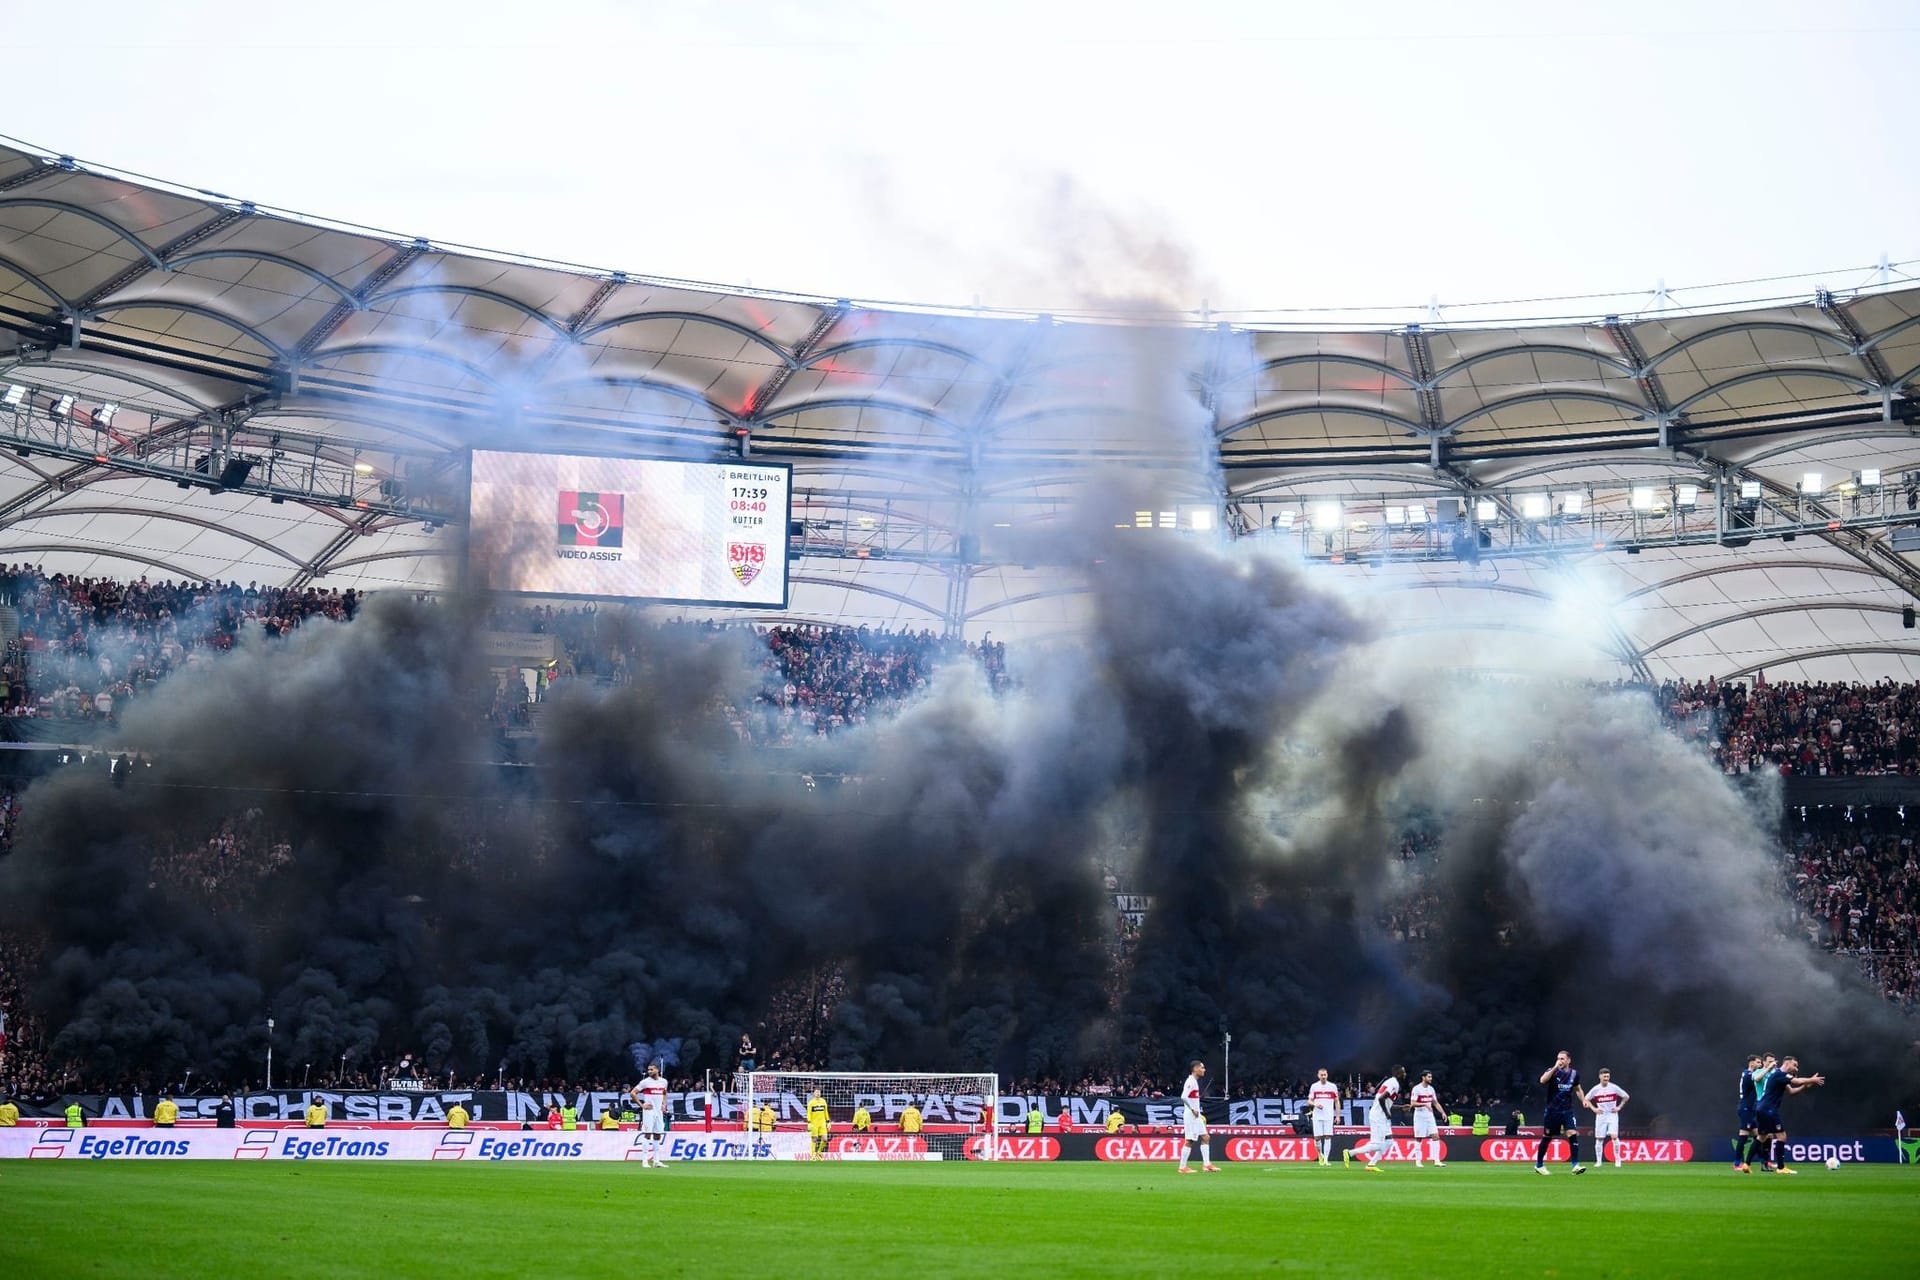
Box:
2, 9, 1919, 1277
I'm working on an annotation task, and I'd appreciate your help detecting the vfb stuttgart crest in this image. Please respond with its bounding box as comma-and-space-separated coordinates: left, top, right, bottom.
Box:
729, 542, 767, 587
558, 492, 623, 547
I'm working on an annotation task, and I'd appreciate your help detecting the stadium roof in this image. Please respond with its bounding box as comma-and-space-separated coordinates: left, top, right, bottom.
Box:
2, 136, 1919, 680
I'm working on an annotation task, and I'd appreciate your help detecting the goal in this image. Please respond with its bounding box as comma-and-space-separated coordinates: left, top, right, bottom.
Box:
734, 1070, 1001, 1161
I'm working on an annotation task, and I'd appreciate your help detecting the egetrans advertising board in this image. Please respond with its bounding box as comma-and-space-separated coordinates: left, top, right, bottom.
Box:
467, 449, 791, 608
2, 1129, 828, 1162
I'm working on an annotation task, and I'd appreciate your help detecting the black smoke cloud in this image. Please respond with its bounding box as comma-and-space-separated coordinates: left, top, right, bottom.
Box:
2, 511, 1913, 1119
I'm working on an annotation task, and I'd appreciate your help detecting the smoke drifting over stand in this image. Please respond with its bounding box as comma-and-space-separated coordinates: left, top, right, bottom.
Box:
0, 225, 1913, 1127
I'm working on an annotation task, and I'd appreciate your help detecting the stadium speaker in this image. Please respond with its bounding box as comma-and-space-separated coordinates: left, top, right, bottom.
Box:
1905, 605, 1915, 630
788, 520, 805, 539
218, 458, 254, 490
959, 534, 980, 563
1436, 498, 1461, 526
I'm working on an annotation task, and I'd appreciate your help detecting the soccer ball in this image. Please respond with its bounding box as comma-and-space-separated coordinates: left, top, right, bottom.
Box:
1825, 1156, 1840, 1170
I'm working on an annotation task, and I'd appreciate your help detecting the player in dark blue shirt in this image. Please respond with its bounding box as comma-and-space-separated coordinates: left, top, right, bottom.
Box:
1734, 1053, 1762, 1171
1534, 1050, 1588, 1175
1753, 1054, 1825, 1174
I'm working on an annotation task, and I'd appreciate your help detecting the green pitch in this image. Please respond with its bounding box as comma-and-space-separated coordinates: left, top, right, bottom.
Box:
0, 1161, 1913, 1278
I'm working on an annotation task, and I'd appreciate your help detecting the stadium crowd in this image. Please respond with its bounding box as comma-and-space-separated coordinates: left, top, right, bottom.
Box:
1655, 675, 1920, 776
488, 604, 1011, 741
1781, 821, 1920, 1008
0, 566, 358, 724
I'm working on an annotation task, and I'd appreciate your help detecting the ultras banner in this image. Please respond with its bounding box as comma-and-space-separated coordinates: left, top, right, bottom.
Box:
16, 1091, 1360, 1127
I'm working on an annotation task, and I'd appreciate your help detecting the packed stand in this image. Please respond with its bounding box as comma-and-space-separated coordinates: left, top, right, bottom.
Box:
1781, 818, 1920, 1006
1654, 675, 1920, 777
0, 565, 358, 725
486, 604, 1011, 741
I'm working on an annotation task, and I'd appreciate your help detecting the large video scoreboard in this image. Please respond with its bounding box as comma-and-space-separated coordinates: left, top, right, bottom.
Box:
467, 449, 792, 608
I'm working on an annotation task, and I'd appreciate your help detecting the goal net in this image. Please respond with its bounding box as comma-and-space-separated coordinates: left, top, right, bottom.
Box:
734, 1070, 1000, 1162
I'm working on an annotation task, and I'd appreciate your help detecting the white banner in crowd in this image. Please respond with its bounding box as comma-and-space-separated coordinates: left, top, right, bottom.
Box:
0, 1128, 852, 1163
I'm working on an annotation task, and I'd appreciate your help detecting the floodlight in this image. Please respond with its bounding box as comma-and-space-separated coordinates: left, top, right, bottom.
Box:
1559, 492, 1585, 516
1183, 506, 1215, 531
1520, 493, 1549, 520
1631, 486, 1656, 511
1135, 511, 1152, 528
1740, 479, 1763, 500
1309, 501, 1342, 532
1859, 468, 1883, 487
354, 462, 375, 475
50, 393, 73, 419
1, 385, 24, 408
1474, 499, 1497, 522
1675, 483, 1699, 508
1276, 511, 1296, 530
1157, 511, 1175, 529
1383, 506, 1407, 526
1801, 472, 1823, 495
94, 403, 117, 429
1405, 503, 1428, 525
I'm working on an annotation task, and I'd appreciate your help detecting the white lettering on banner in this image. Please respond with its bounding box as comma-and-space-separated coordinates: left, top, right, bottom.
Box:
964, 1136, 1060, 1161
1785, 1140, 1865, 1164
0, 1129, 823, 1162
1477, 1138, 1695, 1163
477, 632, 560, 662
1226, 1100, 1294, 1127
1096, 1136, 1185, 1162
1225, 1137, 1318, 1163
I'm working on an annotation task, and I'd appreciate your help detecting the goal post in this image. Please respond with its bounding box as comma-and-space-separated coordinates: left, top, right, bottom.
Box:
733, 1070, 1001, 1162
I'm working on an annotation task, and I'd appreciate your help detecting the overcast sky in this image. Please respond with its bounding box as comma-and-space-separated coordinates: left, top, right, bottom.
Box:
6, 1, 1917, 320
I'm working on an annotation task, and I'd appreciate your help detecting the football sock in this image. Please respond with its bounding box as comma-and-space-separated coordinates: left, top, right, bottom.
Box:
1567, 1134, 1581, 1164
1199, 1142, 1211, 1166
1535, 1138, 1549, 1167
1178, 1142, 1190, 1170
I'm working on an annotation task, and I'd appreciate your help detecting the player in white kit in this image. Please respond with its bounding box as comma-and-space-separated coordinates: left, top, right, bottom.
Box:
1408, 1071, 1447, 1168
1176, 1060, 1217, 1173
630, 1063, 669, 1167
1345, 1066, 1402, 1172
1307, 1069, 1341, 1166
1584, 1069, 1630, 1168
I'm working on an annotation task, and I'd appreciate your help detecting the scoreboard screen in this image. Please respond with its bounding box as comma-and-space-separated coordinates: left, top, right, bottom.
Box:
467, 449, 791, 608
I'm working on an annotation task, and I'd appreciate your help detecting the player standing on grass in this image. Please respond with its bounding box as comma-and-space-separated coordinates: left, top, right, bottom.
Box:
1409, 1071, 1447, 1168
1754, 1055, 1825, 1174
1584, 1069, 1630, 1168
1734, 1053, 1762, 1172
1307, 1069, 1341, 1166
1176, 1060, 1217, 1173
807, 1086, 831, 1160
1345, 1066, 1402, 1172
1534, 1050, 1587, 1175
631, 1063, 669, 1168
